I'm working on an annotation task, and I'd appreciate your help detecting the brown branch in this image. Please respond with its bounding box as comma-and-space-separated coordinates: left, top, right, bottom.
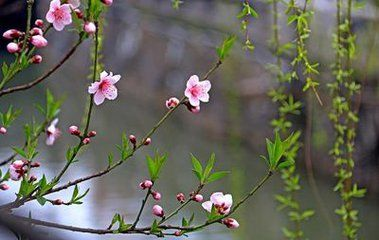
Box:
0, 39, 83, 98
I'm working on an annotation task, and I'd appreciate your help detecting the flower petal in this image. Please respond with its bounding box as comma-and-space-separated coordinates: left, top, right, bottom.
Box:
210, 192, 224, 205
188, 96, 200, 107
53, 21, 65, 31
46, 11, 55, 23
224, 194, 233, 208
88, 82, 100, 94
109, 74, 121, 84
186, 75, 199, 88
50, 0, 61, 9
100, 71, 108, 80
198, 93, 209, 103
200, 80, 211, 92
103, 84, 118, 100
201, 201, 213, 213
46, 135, 56, 146
94, 91, 105, 105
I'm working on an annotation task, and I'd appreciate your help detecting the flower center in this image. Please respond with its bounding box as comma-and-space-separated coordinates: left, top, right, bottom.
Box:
190, 85, 201, 97
99, 80, 111, 91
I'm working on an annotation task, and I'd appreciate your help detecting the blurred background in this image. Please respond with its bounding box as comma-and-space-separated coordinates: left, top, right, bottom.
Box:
0, 0, 379, 239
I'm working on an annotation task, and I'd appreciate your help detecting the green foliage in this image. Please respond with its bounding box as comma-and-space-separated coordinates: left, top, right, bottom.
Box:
146, 152, 167, 182
109, 213, 132, 233
237, 1, 259, 51
216, 35, 236, 61
171, 0, 183, 9
0, 105, 21, 127
70, 185, 90, 205
190, 153, 229, 185
116, 133, 133, 160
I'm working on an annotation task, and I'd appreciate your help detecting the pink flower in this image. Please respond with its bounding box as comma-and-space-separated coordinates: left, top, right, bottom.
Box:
35, 19, 44, 27
31, 55, 43, 64
0, 184, 10, 191
176, 193, 185, 203
82, 137, 91, 145
101, 0, 113, 6
88, 71, 121, 105
67, 0, 80, 9
152, 205, 164, 217
30, 27, 43, 36
46, 0, 72, 31
193, 194, 203, 203
0, 127, 7, 134
152, 191, 162, 201
84, 22, 96, 34
222, 218, 239, 229
69, 125, 81, 135
3, 29, 22, 39
46, 118, 61, 146
202, 192, 233, 215
129, 135, 137, 144
184, 75, 211, 107
165, 97, 180, 109
6, 42, 19, 53
144, 137, 152, 146
139, 180, 153, 189
9, 160, 26, 181
30, 35, 48, 48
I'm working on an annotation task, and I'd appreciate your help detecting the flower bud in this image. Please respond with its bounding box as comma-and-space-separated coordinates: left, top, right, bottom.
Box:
35, 19, 44, 27
193, 194, 203, 203
165, 97, 180, 109
0, 127, 7, 134
84, 22, 96, 34
129, 135, 136, 144
176, 193, 185, 203
101, 0, 113, 6
31, 162, 41, 168
7, 42, 19, 53
82, 137, 91, 145
30, 27, 43, 36
30, 35, 48, 48
144, 138, 151, 146
52, 199, 64, 205
29, 175, 37, 182
139, 180, 153, 189
222, 218, 239, 229
152, 191, 162, 201
3, 29, 22, 39
174, 231, 181, 236
31, 55, 43, 64
88, 131, 97, 138
74, 9, 84, 19
69, 125, 81, 136
152, 205, 164, 218
191, 105, 200, 114
0, 184, 10, 191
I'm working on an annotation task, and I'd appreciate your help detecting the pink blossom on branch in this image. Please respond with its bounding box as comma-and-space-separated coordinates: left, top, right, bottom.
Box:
101, 0, 113, 6
46, 118, 61, 146
202, 192, 233, 215
30, 35, 48, 48
88, 71, 121, 105
222, 218, 240, 229
152, 204, 164, 218
9, 160, 26, 181
67, 0, 80, 9
184, 75, 211, 107
6, 42, 19, 54
46, 0, 72, 31
84, 22, 96, 34
165, 97, 180, 109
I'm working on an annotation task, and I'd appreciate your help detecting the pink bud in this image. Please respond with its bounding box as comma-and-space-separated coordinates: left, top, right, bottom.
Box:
31, 162, 41, 168
176, 193, 185, 203
144, 138, 151, 146
152, 191, 162, 201
139, 180, 153, 189
30, 35, 48, 48
152, 205, 164, 218
88, 131, 97, 138
29, 175, 37, 182
129, 135, 137, 144
82, 137, 91, 145
165, 97, 180, 109
35, 19, 44, 28
222, 218, 239, 229
31, 55, 43, 64
101, 0, 113, 6
0, 127, 7, 134
69, 125, 81, 136
84, 22, 96, 34
30, 27, 43, 36
0, 184, 10, 191
52, 199, 64, 205
190, 105, 200, 114
3, 29, 22, 39
74, 9, 83, 19
7, 42, 19, 53
174, 231, 181, 236
12, 160, 25, 169
193, 194, 203, 203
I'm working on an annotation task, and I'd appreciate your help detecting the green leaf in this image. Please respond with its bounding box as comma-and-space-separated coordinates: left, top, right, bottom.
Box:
206, 171, 230, 183
191, 154, 203, 182
216, 35, 236, 61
